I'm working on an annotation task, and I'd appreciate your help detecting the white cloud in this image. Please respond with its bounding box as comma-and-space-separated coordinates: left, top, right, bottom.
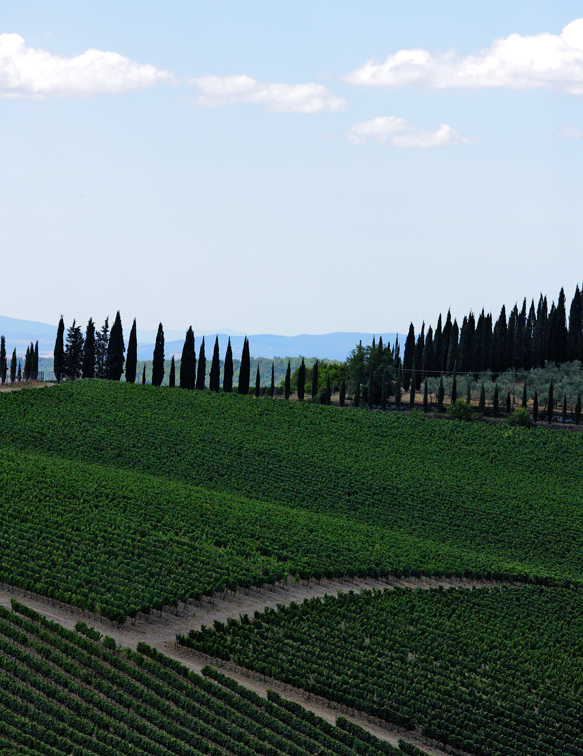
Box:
345, 18, 583, 95
0, 33, 176, 98
560, 126, 583, 139
346, 116, 475, 148
188, 74, 346, 113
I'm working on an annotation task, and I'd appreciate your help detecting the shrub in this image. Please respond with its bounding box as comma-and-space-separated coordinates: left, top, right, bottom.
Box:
448, 399, 476, 422
506, 408, 532, 428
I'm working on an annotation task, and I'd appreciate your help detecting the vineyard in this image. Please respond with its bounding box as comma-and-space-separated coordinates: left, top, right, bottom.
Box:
0, 382, 582, 619
0, 599, 401, 756
180, 585, 583, 756
0, 379, 582, 754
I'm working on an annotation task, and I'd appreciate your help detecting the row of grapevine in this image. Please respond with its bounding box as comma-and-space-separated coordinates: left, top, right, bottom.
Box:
0, 599, 397, 756
179, 585, 583, 756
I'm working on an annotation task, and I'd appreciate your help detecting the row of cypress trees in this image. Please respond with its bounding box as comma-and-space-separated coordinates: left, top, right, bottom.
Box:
401, 286, 583, 390
0, 337, 40, 384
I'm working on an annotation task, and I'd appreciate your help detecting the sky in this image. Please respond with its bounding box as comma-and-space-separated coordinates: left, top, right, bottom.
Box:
1, 1, 583, 337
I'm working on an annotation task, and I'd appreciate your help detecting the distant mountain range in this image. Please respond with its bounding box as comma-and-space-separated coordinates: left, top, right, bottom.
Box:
0, 316, 397, 362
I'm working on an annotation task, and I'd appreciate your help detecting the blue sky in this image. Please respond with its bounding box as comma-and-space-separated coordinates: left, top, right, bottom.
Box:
1, 2, 582, 336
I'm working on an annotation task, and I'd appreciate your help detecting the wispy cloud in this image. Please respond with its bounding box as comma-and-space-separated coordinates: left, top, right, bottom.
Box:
345, 18, 583, 95
188, 74, 346, 113
346, 116, 475, 148
559, 126, 583, 139
0, 33, 176, 98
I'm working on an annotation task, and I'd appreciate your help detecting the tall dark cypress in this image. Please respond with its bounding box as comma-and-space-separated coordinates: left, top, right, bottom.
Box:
450, 364, 457, 404
522, 382, 528, 409
255, 365, 261, 398
568, 285, 583, 362
311, 359, 319, 402
381, 370, 388, 411
54, 315, 65, 383
479, 383, 486, 413
152, 323, 165, 387
423, 326, 434, 378
284, 361, 291, 400
422, 379, 428, 413
562, 394, 567, 424
395, 368, 402, 411
125, 319, 137, 384
209, 336, 220, 392
414, 323, 424, 388
10, 349, 17, 384
196, 337, 206, 390
493, 384, 500, 417
506, 391, 511, 415
555, 287, 568, 363
433, 315, 443, 374
270, 363, 275, 398
95, 317, 109, 378
169, 356, 176, 388
64, 320, 84, 380
402, 324, 415, 391
33, 341, 39, 381
409, 366, 416, 408
24, 346, 31, 381
238, 337, 250, 395
446, 320, 459, 373
0, 336, 6, 384
106, 311, 125, 380
297, 358, 305, 401
180, 327, 196, 390
339, 380, 346, 408
576, 393, 582, 425
441, 311, 452, 373
83, 318, 96, 379
223, 338, 233, 393
142, 365, 146, 385
493, 305, 508, 374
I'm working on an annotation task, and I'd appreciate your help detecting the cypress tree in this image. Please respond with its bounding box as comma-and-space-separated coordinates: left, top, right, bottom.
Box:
354, 381, 361, 407
196, 337, 206, 390
125, 319, 137, 384
466, 378, 471, 404
522, 382, 528, 409
54, 315, 65, 383
64, 320, 84, 380
95, 317, 109, 378
23, 346, 31, 380
297, 358, 305, 401
17, 361, 21, 382
284, 361, 291, 400
209, 336, 220, 392
0, 336, 6, 384
326, 374, 331, 405
223, 337, 233, 393
270, 363, 275, 398
548, 379, 554, 423
402, 324, 415, 391
479, 383, 486, 413
368, 361, 374, 409
409, 366, 416, 409
169, 356, 176, 388
446, 320, 459, 373
142, 365, 146, 385
311, 359, 319, 402
152, 323, 165, 386
533, 390, 539, 422
441, 310, 452, 373
563, 393, 567, 424
506, 391, 511, 415
493, 384, 500, 417
238, 337, 250, 395
437, 374, 444, 412
576, 393, 582, 425
83, 318, 96, 379
450, 363, 457, 404
180, 327, 196, 390
0, 338, 5, 384
10, 349, 17, 384
33, 341, 39, 380
106, 311, 125, 381
255, 365, 261, 398
381, 370, 387, 411
423, 380, 428, 413
339, 380, 346, 408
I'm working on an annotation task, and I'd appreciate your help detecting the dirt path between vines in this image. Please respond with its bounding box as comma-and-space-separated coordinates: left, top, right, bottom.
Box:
0, 575, 493, 755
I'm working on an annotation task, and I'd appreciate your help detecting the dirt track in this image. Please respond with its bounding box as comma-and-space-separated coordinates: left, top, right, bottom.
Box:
0, 575, 496, 755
